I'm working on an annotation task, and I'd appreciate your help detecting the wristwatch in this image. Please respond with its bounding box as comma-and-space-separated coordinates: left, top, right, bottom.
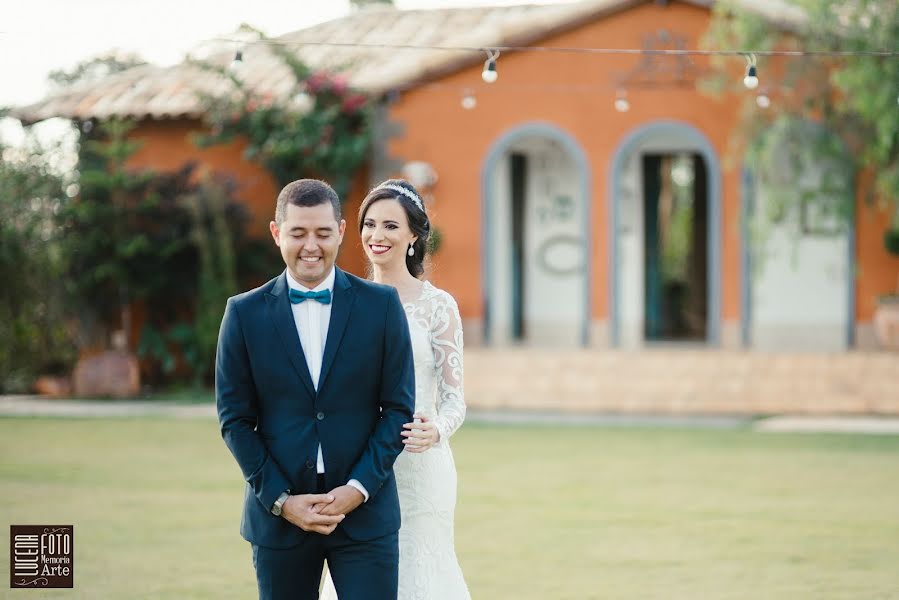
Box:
271, 491, 290, 516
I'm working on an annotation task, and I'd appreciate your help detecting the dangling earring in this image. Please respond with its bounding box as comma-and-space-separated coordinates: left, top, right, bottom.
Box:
407, 244, 415, 257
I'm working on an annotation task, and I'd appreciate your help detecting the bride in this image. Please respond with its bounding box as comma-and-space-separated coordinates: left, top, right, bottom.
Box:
321, 179, 470, 599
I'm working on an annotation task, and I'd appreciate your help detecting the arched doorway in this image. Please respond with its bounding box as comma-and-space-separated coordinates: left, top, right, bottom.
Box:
481, 123, 591, 347
609, 120, 723, 349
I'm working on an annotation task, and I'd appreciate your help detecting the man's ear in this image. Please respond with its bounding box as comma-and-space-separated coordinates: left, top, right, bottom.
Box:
269, 221, 281, 246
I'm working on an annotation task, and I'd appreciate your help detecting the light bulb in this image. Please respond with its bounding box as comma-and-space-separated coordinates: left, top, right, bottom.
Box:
756, 93, 770, 109
461, 94, 477, 110
743, 65, 759, 89
614, 89, 630, 112
481, 61, 497, 83
229, 50, 243, 73
294, 91, 314, 113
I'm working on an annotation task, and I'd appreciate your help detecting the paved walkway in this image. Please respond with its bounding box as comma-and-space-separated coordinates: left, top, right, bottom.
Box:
754, 416, 899, 435
464, 349, 899, 415
0, 396, 214, 419
3, 396, 899, 434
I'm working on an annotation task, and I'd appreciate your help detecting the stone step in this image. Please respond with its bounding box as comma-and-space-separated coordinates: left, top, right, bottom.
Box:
463, 350, 899, 415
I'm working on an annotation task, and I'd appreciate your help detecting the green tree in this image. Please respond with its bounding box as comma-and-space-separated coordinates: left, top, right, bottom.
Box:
0, 128, 76, 392
62, 120, 276, 385
59, 120, 197, 351
704, 0, 899, 237
169, 176, 241, 385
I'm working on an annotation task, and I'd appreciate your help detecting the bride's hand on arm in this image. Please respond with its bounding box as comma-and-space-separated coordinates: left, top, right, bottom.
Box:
402, 413, 439, 452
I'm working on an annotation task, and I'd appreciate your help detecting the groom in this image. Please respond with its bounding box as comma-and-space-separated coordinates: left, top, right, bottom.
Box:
216, 179, 415, 599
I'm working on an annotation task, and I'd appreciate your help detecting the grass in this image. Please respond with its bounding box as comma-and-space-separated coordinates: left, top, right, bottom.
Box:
1, 418, 898, 599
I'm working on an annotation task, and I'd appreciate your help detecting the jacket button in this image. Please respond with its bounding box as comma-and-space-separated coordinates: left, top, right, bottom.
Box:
305, 459, 315, 469
316, 412, 325, 421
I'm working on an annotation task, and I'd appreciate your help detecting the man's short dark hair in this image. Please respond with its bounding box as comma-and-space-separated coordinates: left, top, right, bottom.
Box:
275, 179, 342, 224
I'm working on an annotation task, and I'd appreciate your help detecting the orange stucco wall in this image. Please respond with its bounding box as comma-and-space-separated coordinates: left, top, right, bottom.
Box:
126, 119, 368, 277
856, 194, 899, 319
129, 119, 279, 227
385, 1, 743, 323
121, 1, 898, 332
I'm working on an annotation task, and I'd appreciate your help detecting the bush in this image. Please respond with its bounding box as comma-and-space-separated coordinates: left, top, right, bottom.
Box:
0, 119, 284, 390
0, 137, 77, 392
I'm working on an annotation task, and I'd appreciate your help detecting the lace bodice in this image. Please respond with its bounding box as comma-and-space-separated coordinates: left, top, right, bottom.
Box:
402, 281, 466, 443
321, 281, 470, 599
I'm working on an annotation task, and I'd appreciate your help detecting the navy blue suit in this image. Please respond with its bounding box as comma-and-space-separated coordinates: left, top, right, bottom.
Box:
216, 268, 415, 598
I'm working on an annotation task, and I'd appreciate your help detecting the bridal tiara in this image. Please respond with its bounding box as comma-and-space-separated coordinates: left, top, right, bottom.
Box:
375, 184, 424, 212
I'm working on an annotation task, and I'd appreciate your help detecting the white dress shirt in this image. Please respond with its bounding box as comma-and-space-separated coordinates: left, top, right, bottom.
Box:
286, 268, 368, 501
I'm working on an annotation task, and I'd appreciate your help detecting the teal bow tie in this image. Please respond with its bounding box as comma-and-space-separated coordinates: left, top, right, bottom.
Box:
289, 288, 332, 305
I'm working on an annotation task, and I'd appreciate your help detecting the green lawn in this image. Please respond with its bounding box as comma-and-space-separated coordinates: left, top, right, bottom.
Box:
2, 417, 898, 599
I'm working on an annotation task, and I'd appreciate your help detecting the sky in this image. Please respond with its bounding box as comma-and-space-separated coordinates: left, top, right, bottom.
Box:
1, 0, 573, 109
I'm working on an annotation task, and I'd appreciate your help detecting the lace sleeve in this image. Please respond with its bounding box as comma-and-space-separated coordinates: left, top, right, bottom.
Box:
431, 291, 466, 442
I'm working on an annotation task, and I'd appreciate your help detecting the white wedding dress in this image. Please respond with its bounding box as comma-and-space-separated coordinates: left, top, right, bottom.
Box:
321, 281, 470, 599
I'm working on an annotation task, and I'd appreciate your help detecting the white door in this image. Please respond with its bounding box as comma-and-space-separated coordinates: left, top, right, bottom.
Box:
749, 170, 851, 351
487, 156, 513, 345
486, 136, 586, 346
521, 139, 585, 346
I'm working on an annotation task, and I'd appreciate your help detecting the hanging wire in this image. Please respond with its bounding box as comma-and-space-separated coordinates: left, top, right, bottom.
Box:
211, 37, 899, 58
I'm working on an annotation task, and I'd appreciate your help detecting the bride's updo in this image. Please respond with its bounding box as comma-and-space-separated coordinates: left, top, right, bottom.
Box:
358, 179, 431, 278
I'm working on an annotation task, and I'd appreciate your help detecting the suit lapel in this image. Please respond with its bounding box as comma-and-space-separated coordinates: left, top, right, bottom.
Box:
318, 268, 356, 392
265, 271, 316, 397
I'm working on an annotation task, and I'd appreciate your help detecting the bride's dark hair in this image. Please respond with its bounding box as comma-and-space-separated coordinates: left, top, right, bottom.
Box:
358, 179, 430, 278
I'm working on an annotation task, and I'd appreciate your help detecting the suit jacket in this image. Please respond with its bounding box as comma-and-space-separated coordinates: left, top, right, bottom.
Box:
215, 267, 415, 548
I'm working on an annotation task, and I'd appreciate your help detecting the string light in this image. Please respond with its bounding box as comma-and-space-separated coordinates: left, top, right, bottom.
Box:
744, 65, 759, 88
196, 38, 898, 95
229, 49, 244, 73
481, 50, 499, 83
198, 38, 899, 91
755, 91, 770, 108
614, 88, 630, 112
220, 38, 898, 58
461, 90, 477, 110
743, 54, 759, 89
293, 91, 314, 113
